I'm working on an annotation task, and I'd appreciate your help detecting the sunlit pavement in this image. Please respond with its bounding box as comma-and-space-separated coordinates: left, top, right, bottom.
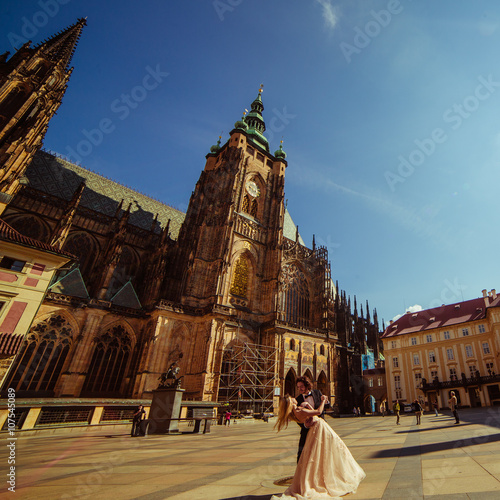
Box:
2, 407, 500, 499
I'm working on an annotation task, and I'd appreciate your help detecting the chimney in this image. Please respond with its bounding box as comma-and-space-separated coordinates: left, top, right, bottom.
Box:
482, 289, 488, 298
492, 289, 497, 300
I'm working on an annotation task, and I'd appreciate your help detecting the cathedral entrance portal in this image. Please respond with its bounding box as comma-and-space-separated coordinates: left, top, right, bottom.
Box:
285, 368, 296, 397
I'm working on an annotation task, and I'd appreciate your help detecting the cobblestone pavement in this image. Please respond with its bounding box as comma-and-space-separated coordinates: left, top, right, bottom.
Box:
2, 407, 500, 499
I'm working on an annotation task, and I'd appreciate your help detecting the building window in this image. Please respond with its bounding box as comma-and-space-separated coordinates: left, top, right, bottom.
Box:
278, 263, 310, 328
0, 256, 26, 272
446, 348, 454, 360
230, 256, 249, 298
415, 373, 422, 387
2, 315, 73, 394
449, 368, 457, 380
413, 354, 420, 365
81, 325, 132, 395
429, 351, 436, 363
368, 378, 374, 387
468, 365, 477, 376
391, 340, 396, 349
478, 324, 486, 334
411, 337, 417, 346
462, 328, 469, 336
486, 362, 495, 375
242, 194, 250, 213
483, 342, 491, 355
394, 375, 401, 389
431, 370, 438, 379
444, 331, 451, 340
377, 377, 383, 386
426, 334, 432, 343
250, 199, 258, 218
393, 357, 399, 368
395, 390, 402, 399
465, 345, 473, 358
289, 339, 296, 351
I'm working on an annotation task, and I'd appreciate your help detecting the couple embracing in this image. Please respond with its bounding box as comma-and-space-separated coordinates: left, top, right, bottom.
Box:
271, 376, 365, 500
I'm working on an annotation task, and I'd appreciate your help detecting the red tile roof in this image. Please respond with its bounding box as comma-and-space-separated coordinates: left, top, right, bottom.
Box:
381, 295, 495, 338
0, 219, 76, 260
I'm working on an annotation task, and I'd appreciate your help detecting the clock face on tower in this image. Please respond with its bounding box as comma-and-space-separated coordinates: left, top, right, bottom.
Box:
245, 179, 260, 197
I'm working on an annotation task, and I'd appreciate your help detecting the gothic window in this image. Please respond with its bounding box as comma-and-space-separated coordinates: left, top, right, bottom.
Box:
230, 256, 249, 298
242, 194, 250, 213
290, 339, 296, 351
2, 315, 73, 394
107, 245, 139, 298
319, 345, 325, 356
250, 199, 258, 218
278, 263, 310, 328
63, 232, 99, 280
81, 325, 132, 396
4, 215, 50, 242
0, 85, 28, 126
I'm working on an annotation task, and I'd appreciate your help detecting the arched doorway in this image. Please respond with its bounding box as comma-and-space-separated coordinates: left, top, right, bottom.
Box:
317, 371, 328, 396
285, 368, 296, 397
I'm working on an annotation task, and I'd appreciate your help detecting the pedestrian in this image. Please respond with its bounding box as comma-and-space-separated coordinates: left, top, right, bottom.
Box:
380, 402, 386, 417
224, 410, 232, 426
131, 404, 146, 437
353, 406, 358, 417
448, 391, 460, 424
393, 400, 400, 425
413, 399, 423, 425
357, 407, 362, 417
433, 399, 438, 417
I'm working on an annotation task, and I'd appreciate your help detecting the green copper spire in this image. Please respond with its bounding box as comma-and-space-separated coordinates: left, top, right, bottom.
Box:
234, 109, 248, 130
210, 135, 222, 153
274, 139, 286, 159
244, 84, 269, 151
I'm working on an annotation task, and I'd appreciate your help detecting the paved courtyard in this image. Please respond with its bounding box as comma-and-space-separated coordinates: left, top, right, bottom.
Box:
2, 407, 500, 499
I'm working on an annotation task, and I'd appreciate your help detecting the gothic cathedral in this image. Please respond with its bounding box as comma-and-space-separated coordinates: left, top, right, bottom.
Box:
0, 20, 381, 414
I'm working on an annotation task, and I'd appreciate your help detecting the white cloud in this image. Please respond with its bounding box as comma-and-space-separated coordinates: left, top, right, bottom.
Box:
316, 0, 339, 30
392, 304, 423, 323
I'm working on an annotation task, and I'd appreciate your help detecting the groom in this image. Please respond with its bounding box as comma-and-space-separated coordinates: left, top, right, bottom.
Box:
295, 375, 326, 462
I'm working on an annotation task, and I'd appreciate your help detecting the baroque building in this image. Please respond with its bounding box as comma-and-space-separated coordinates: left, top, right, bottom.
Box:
382, 290, 500, 410
0, 21, 381, 414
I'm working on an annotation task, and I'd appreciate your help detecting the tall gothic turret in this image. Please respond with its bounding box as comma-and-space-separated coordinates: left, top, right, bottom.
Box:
0, 18, 86, 213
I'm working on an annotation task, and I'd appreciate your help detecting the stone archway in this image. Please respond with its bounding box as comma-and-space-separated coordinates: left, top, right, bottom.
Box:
285, 368, 297, 397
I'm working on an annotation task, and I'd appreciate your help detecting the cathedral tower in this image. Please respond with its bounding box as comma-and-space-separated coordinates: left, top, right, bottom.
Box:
168, 87, 288, 331
0, 18, 87, 214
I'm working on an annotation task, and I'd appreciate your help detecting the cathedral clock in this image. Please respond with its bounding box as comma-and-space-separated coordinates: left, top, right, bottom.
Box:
245, 179, 260, 197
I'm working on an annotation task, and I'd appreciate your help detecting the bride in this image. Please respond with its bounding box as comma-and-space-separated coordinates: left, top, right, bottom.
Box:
271, 394, 365, 500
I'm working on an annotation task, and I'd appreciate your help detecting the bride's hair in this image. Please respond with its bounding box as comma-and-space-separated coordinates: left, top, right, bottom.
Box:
274, 395, 300, 432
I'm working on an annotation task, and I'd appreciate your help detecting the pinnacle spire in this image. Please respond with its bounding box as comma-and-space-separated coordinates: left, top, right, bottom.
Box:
35, 17, 87, 70
243, 84, 269, 151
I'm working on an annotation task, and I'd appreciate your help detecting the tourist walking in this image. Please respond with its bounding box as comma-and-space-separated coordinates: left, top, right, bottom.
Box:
413, 399, 423, 425
448, 391, 460, 424
433, 400, 438, 417
393, 400, 400, 425
224, 410, 232, 426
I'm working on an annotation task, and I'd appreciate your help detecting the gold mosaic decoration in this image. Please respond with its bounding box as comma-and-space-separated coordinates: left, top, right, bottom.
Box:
230, 256, 249, 297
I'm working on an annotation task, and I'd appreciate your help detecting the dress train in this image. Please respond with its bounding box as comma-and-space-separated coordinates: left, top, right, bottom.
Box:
272, 417, 365, 499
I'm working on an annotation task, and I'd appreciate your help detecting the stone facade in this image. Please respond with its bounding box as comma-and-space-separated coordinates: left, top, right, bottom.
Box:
0, 21, 382, 413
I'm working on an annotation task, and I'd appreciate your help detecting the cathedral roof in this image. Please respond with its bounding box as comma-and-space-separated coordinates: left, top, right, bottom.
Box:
26, 150, 303, 244
27, 151, 186, 238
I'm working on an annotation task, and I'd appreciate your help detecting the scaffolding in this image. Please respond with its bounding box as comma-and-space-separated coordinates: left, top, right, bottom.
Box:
218, 342, 278, 415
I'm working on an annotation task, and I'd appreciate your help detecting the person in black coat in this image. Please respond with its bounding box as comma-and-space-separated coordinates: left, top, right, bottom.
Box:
295, 375, 326, 462
131, 405, 146, 437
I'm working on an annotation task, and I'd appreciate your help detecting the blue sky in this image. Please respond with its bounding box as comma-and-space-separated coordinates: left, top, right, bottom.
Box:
2, 0, 500, 327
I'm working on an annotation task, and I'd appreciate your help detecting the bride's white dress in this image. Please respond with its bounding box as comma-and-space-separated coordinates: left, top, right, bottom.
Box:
272, 417, 366, 500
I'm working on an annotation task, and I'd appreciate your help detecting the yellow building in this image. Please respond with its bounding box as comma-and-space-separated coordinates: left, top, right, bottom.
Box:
0, 219, 75, 384
381, 290, 500, 410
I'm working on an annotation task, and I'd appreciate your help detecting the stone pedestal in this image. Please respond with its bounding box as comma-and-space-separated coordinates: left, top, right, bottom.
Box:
148, 387, 184, 434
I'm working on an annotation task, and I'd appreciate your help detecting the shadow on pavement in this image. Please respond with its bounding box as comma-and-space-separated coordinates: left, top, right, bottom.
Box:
220, 495, 276, 500
397, 423, 474, 433
374, 431, 500, 458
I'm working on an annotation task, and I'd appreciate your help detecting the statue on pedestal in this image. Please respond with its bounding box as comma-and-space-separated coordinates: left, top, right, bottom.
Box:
158, 358, 183, 389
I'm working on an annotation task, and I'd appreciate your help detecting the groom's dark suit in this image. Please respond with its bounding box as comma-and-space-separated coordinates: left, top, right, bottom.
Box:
296, 389, 325, 462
